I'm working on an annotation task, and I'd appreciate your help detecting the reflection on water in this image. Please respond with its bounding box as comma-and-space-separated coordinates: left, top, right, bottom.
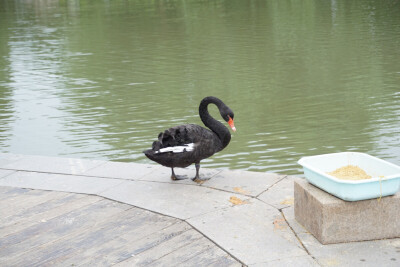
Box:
0, 0, 399, 175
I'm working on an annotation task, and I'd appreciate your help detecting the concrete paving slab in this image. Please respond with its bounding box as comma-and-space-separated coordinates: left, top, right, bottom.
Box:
249, 255, 319, 266
0, 154, 105, 175
281, 205, 309, 236
187, 198, 308, 265
1, 153, 399, 266
0, 153, 24, 168
138, 165, 221, 184
202, 169, 284, 197
258, 176, 296, 209
81, 161, 161, 180
0, 171, 125, 194
0, 169, 15, 179
297, 232, 400, 267
100, 180, 249, 220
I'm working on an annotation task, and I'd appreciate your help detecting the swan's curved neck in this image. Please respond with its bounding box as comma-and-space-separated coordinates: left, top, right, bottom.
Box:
199, 97, 231, 150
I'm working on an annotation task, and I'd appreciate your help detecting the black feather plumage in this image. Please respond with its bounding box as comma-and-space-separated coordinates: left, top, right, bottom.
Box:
143, 96, 235, 181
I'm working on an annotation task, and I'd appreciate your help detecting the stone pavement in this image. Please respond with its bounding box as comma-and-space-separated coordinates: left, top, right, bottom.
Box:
0, 187, 240, 266
0, 153, 399, 266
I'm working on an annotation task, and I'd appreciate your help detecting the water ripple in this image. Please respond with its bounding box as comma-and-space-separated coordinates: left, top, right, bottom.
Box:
0, 0, 399, 175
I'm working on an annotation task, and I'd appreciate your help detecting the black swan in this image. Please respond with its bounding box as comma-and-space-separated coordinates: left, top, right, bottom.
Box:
143, 96, 236, 182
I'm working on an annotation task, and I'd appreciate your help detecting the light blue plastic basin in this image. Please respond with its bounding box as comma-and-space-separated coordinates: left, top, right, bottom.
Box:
298, 152, 400, 201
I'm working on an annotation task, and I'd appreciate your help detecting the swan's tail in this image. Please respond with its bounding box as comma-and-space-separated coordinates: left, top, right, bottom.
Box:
143, 149, 156, 161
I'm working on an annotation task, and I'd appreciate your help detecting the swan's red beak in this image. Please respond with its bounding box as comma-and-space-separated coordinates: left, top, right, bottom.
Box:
228, 117, 236, 132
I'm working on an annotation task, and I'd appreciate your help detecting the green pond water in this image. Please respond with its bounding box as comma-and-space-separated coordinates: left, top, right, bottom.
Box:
0, 0, 399, 175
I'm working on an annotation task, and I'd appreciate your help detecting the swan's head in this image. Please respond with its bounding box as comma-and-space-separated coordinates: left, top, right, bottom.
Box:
221, 107, 236, 132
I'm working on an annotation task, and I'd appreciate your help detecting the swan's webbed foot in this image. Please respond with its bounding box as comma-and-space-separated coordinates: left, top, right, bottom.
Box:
192, 176, 210, 184
171, 168, 188, 181
171, 174, 188, 181
191, 163, 210, 184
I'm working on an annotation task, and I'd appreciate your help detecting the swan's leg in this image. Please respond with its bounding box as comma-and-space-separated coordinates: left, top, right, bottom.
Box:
192, 163, 210, 183
171, 168, 188, 181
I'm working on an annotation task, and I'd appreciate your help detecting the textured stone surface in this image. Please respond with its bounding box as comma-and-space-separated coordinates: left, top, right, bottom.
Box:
294, 178, 400, 244
138, 165, 221, 184
297, 231, 400, 267
258, 176, 295, 209
284, 204, 400, 267
0, 169, 15, 179
203, 169, 284, 197
0, 153, 24, 168
187, 198, 308, 265
2, 153, 400, 266
0, 187, 240, 267
0, 171, 125, 194
82, 161, 161, 180
100, 180, 247, 220
248, 255, 319, 267
0, 154, 105, 175
281, 205, 309, 236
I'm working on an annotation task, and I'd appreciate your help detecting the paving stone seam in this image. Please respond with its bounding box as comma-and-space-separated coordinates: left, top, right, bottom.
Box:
95, 180, 132, 195
199, 184, 255, 197
0, 168, 139, 182
279, 207, 321, 266
0, 168, 98, 178
108, 203, 228, 265
0, 170, 17, 180
132, 178, 221, 189
249, 197, 315, 264
83, 160, 109, 172
97, 186, 252, 263
24, 213, 185, 267
0, 168, 250, 221
184, 203, 247, 223
138, 164, 223, 182
255, 196, 286, 211
184, 220, 247, 266
181, 198, 298, 266
0, 169, 172, 190
121, 178, 256, 197
0, 167, 234, 191
0, 159, 107, 174
97, 191, 241, 239
148, 165, 223, 177
125, 232, 207, 266
112, 223, 195, 266
1, 183, 246, 266
0, 161, 294, 266
0, 196, 111, 254
131, 178, 260, 197
255, 175, 287, 198
0, 168, 272, 197
92, 193, 181, 221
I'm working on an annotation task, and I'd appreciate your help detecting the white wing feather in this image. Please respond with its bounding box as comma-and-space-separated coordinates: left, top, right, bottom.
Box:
155, 143, 195, 154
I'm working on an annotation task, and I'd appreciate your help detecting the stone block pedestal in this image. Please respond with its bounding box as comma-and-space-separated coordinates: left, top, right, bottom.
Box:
294, 178, 400, 244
